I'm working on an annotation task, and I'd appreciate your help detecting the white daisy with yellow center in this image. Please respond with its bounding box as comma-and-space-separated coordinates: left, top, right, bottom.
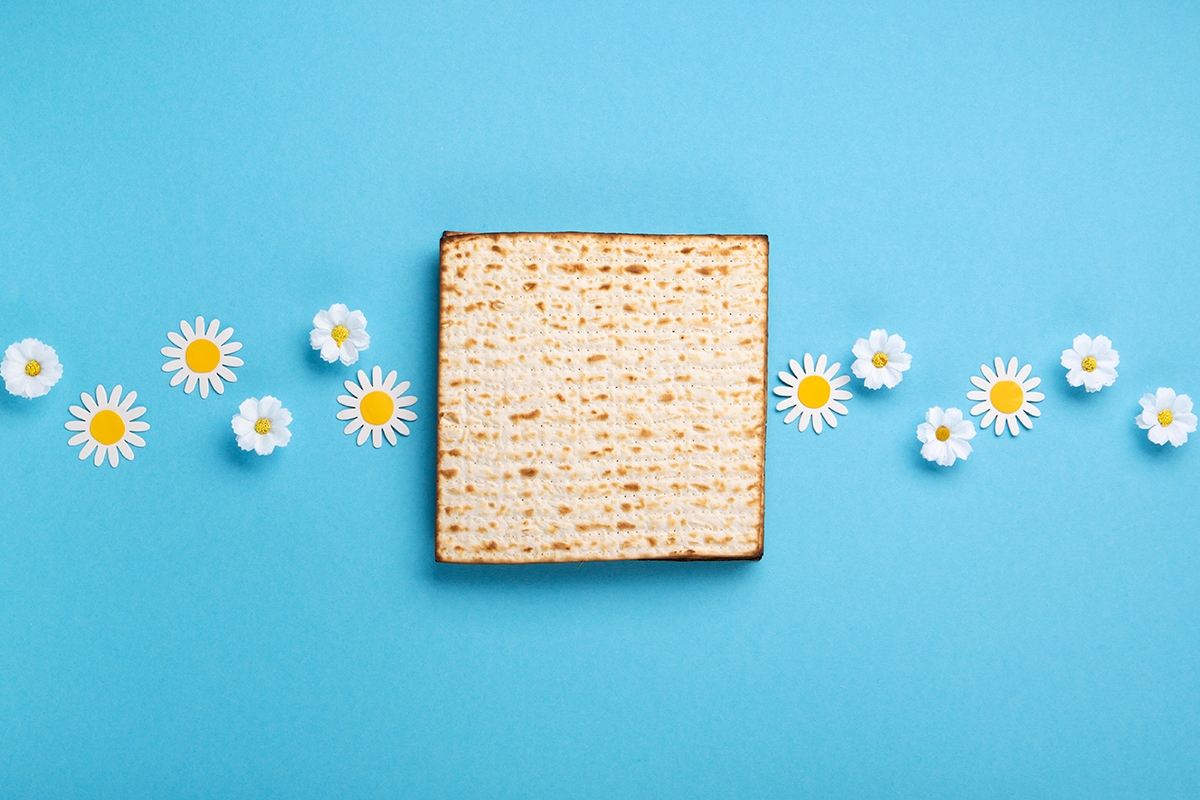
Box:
337, 365, 418, 447
232, 396, 293, 455
65, 385, 149, 467
2, 338, 63, 398
1136, 388, 1196, 447
774, 354, 852, 433
1061, 334, 1119, 392
311, 303, 370, 365
161, 316, 244, 398
916, 406, 976, 466
851, 328, 911, 390
967, 356, 1045, 436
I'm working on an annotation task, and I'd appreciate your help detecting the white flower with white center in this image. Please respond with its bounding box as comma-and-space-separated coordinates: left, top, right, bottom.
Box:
1136, 388, 1196, 447
232, 396, 292, 455
773, 354, 852, 433
311, 303, 370, 365
65, 385, 149, 467
851, 329, 911, 390
337, 365, 418, 447
917, 406, 976, 466
1061, 334, 1119, 392
2, 338, 63, 398
161, 316, 243, 398
967, 357, 1045, 436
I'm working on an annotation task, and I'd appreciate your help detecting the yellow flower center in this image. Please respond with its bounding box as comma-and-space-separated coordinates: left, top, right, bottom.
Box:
1081, 355, 1097, 372
1158, 409, 1174, 428
254, 418, 272, 435
185, 339, 221, 373
990, 380, 1024, 414
871, 352, 888, 368
935, 425, 951, 442
331, 325, 350, 346
360, 390, 395, 425
24, 360, 42, 377
796, 375, 831, 410
89, 409, 125, 446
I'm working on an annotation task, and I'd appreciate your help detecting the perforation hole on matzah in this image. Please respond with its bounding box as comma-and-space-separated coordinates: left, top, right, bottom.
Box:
436, 232, 768, 564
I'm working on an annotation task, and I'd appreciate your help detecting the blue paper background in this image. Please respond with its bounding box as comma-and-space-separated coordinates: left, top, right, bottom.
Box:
2, 2, 1198, 796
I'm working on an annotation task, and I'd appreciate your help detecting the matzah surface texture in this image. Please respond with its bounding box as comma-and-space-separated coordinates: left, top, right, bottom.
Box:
436, 232, 768, 563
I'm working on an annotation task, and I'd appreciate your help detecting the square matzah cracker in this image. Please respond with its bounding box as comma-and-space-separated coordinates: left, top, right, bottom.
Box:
436, 232, 768, 563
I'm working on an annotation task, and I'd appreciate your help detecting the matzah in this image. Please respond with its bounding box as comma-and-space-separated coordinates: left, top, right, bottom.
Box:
435, 232, 768, 563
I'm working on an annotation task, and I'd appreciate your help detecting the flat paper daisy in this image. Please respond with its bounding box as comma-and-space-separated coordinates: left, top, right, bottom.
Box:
851, 329, 911, 390
774, 354, 852, 433
917, 406, 976, 466
337, 366, 418, 447
1061, 334, 1119, 392
1136, 388, 1196, 447
65, 385, 149, 467
161, 316, 243, 398
311, 303, 370, 365
2, 338, 63, 398
968, 357, 1044, 436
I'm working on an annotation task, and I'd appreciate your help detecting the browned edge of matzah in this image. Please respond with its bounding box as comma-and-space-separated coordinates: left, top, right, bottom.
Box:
434, 231, 769, 564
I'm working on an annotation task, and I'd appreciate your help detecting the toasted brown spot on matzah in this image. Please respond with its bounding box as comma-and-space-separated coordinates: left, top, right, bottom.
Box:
435, 232, 768, 563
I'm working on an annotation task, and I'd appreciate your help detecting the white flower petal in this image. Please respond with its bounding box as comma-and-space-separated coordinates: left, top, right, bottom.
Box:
1167, 424, 1188, 447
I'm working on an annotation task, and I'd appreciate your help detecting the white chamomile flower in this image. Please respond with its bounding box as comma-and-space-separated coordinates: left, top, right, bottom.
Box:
851, 329, 911, 389
773, 354, 852, 433
232, 396, 292, 456
311, 303, 370, 365
917, 406, 976, 466
2, 338, 63, 398
967, 357, 1044, 436
161, 316, 243, 398
1136, 388, 1196, 447
65, 385, 149, 468
1061, 334, 1119, 392
337, 365, 418, 447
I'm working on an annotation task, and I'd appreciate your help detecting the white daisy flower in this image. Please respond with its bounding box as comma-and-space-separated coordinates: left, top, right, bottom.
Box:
65, 385, 149, 467
1061, 334, 1119, 392
311, 303, 370, 365
773, 354, 852, 433
851, 329, 911, 390
337, 365, 418, 447
916, 406, 976, 466
1136, 388, 1196, 447
2, 338, 63, 398
967, 357, 1045, 436
161, 316, 243, 398
232, 396, 292, 455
